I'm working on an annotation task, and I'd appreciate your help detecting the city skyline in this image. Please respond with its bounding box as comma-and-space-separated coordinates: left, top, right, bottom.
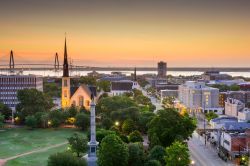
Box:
1, 0, 250, 67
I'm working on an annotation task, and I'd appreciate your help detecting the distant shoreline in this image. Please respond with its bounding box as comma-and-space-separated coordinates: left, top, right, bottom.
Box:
0, 67, 250, 72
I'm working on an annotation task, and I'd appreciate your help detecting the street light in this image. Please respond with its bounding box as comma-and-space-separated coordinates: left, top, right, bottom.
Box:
190, 160, 195, 165
115, 121, 119, 126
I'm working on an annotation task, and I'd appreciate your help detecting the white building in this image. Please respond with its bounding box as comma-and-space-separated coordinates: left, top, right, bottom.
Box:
178, 81, 223, 114
0, 74, 43, 110
238, 108, 250, 122
225, 98, 245, 118
110, 80, 138, 96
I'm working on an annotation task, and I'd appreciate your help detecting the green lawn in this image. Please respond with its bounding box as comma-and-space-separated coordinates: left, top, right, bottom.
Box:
0, 128, 85, 166
5, 144, 67, 166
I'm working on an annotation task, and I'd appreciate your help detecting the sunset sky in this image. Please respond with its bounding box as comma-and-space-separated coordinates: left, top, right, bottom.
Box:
0, 0, 250, 67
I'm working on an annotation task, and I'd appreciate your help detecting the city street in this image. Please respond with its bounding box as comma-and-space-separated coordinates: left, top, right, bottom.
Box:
138, 87, 163, 113
138, 86, 235, 166
188, 132, 234, 166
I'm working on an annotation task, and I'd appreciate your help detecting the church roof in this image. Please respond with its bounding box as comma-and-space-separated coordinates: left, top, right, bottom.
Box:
111, 81, 133, 91
71, 84, 96, 97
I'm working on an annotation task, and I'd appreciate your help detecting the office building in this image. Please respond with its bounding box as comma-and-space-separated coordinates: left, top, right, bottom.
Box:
178, 81, 223, 114
202, 70, 232, 81
0, 74, 43, 110
225, 98, 245, 117
157, 61, 167, 78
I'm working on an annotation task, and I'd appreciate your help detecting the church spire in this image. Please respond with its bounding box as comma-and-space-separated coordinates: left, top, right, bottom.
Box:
134, 67, 137, 81
63, 37, 69, 77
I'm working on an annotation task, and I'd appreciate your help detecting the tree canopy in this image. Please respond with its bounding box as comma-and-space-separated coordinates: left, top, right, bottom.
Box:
96, 96, 137, 116
0, 102, 12, 120
16, 89, 53, 118
148, 145, 166, 165
98, 134, 129, 166
68, 133, 88, 157
128, 143, 145, 166
148, 109, 196, 147
165, 141, 190, 166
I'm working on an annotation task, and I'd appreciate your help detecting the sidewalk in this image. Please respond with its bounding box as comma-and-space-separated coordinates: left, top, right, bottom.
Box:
188, 132, 235, 166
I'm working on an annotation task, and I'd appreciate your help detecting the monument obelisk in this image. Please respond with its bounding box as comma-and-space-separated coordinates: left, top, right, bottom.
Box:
87, 93, 99, 166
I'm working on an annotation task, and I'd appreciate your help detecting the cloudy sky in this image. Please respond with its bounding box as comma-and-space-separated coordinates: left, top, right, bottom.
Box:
0, 0, 250, 67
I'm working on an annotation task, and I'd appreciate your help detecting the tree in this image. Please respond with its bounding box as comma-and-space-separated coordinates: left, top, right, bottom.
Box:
133, 89, 143, 98
16, 89, 53, 118
137, 112, 155, 133
44, 82, 61, 98
25, 115, 37, 129
79, 76, 97, 85
129, 130, 143, 143
67, 105, 78, 117
74, 113, 90, 130
137, 79, 149, 88
122, 119, 136, 134
0, 102, 12, 120
110, 107, 140, 123
144, 160, 161, 166
97, 80, 111, 92
148, 109, 196, 147
34, 112, 47, 128
101, 117, 113, 130
96, 96, 137, 116
230, 84, 240, 91
165, 141, 190, 166
49, 110, 64, 128
128, 143, 145, 166
87, 129, 116, 143
98, 134, 129, 166
40, 113, 49, 128
148, 145, 166, 165
48, 152, 87, 166
0, 113, 4, 128
205, 112, 218, 122
68, 133, 88, 157
162, 97, 175, 108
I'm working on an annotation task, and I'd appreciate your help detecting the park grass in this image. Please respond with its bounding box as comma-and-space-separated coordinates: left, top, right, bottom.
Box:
5, 144, 67, 166
0, 128, 84, 159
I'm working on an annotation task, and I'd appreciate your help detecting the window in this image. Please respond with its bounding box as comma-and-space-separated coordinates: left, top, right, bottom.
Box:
79, 96, 84, 106
64, 90, 67, 97
91, 147, 96, 153
64, 80, 68, 87
86, 100, 90, 106
72, 100, 76, 106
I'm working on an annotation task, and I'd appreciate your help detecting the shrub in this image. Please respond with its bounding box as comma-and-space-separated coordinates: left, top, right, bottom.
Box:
74, 113, 89, 130
25, 115, 37, 129
48, 152, 87, 166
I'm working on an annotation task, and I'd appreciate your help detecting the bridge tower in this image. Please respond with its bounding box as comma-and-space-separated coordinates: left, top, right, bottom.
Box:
54, 52, 59, 71
9, 50, 15, 72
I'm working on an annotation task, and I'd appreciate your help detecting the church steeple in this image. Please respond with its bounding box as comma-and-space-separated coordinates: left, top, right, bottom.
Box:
134, 67, 137, 81
63, 37, 69, 77
61, 36, 71, 109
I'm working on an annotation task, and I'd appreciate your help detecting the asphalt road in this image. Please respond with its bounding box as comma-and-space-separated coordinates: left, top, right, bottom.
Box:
188, 132, 235, 166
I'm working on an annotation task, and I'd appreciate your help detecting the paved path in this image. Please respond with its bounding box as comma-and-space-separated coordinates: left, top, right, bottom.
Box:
188, 132, 234, 166
0, 142, 67, 166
